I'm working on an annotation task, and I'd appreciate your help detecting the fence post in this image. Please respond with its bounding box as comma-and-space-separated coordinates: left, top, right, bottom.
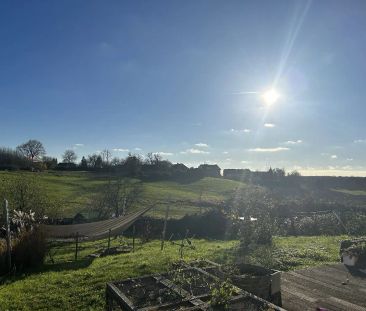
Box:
75, 232, 79, 261
132, 225, 135, 252
4, 199, 11, 272
160, 205, 170, 251
107, 229, 111, 251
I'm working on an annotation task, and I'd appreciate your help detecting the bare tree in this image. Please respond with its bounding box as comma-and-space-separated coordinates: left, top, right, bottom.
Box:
87, 154, 99, 168
110, 157, 122, 166
101, 149, 112, 165
62, 149, 77, 163
16, 139, 46, 162
90, 178, 143, 219
145, 152, 162, 165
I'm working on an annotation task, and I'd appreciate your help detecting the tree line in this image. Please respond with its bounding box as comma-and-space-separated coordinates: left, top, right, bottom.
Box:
0, 139, 221, 181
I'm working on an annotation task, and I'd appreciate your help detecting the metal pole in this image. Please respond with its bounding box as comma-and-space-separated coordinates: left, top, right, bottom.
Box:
161, 205, 170, 251
132, 225, 135, 252
4, 199, 11, 272
75, 232, 79, 261
107, 229, 111, 251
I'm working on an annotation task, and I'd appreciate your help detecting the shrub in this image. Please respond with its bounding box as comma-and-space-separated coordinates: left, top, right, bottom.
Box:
0, 228, 46, 275
0, 239, 7, 274
345, 214, 366, 235
11, 228, 47, 271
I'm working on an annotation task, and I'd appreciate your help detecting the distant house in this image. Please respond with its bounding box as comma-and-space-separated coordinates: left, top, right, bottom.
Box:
172, 163, 189, 171
223, 169, 251, 181
198, 164, 221, 178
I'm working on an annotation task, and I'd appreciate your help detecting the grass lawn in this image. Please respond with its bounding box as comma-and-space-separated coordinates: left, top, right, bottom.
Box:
0, 171, 248, 218
0, 235, 348, 311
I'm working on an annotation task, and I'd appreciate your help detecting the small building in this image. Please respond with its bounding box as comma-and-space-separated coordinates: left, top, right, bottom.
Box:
198, 164, 221, 178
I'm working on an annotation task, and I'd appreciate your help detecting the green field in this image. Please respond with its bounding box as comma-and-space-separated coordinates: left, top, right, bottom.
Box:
0, 171, 249, 218
0, 235, 348, 311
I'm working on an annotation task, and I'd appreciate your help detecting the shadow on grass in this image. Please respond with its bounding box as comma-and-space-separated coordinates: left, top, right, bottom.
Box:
0, 258, 94, 286
42, 257, 94, 272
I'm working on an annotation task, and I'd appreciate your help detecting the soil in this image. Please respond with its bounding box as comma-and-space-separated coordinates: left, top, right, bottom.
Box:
167, 268, 216, 297
115, 276, 182, 308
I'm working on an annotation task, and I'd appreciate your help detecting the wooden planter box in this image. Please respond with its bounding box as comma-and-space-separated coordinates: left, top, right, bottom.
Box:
106, 263, 285, 311
106, 274, 200, 311
340, 238, 366, 269
182, 260, 282, 306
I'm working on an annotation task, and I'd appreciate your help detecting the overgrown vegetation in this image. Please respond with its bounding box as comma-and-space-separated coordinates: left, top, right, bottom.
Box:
0, 236, 347, 311
0, 209, 47, 276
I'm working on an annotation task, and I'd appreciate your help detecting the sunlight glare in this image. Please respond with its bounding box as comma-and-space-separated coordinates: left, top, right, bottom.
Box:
262, 88, 280, 106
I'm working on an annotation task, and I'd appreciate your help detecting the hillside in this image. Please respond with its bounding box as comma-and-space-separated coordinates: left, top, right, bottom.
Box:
0, 171, 249, 219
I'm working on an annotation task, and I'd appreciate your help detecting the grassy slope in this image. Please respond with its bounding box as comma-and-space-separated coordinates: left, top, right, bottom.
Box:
0, 171, 248, 218
0, 235, 348, 311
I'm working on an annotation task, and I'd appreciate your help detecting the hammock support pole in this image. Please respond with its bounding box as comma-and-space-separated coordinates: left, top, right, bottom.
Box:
161, 205, 170, 251
132, 225, 135, 252
4, 199, 12, 273
75, 232, 79, 261
107, 229, 111, 250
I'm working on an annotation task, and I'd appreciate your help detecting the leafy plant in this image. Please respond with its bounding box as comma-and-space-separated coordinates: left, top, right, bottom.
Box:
209, 280, 235, 309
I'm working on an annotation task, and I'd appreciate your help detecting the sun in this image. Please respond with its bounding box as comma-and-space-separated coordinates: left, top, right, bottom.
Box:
262, 88, 280, 105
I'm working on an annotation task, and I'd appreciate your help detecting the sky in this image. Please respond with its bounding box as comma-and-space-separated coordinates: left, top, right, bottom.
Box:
0, 0, 365, 176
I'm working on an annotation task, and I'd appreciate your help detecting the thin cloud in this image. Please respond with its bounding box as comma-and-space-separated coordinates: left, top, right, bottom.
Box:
231, 91, 258, 95
248, 147, 289, 152
72, 143, 84, 149
284, 140, 302, 145
113, 148, 129, 152
331, 155, 337, 159
134, 147, 142, 151
195, 143, 209, 147
181, 148, 210, 154
222, 151, 229, 154
342, 165, 353, 170
230, 128, 251, 134
264, 123, 275, 128
354, 139, 366, 143
154, 152, 173, 156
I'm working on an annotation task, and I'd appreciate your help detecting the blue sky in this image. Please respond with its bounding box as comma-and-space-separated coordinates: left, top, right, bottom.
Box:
0, 0, 365, 176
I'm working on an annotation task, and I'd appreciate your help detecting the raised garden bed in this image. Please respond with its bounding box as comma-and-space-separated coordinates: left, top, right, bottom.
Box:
106, 261, 285, 311
165, 267, 221, 297
340, 238, 366, 270
106, 275, 193, 311
178, 260, 281, 306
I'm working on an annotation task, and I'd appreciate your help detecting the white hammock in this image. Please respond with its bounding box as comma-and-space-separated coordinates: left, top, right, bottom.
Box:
41, 207, 151, 240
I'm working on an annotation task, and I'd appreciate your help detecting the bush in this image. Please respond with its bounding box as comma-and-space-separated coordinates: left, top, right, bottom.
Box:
12, 228, 46, 271
345, 214, 366, 235
125, 209, 229, 240
0, 228, 46, 275
0, 239, 7, 273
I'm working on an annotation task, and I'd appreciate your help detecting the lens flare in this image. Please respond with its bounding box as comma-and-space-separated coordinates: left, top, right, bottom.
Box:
262, 89, 280, 105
